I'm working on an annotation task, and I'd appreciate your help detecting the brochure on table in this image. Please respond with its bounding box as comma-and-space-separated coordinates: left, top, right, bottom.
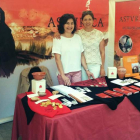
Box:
51, 85, 93, 103
111, 79, 138, 86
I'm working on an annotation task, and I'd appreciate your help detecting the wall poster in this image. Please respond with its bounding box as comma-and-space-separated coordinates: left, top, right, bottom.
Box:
114, 0, 140, 75
0, 0, 109, 77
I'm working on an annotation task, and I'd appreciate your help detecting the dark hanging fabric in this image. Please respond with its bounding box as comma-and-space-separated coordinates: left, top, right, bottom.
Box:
0, 8, 17, 77
21, 95, 35, 125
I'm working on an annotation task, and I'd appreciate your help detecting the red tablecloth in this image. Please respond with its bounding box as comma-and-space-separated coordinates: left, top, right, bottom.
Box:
12, 93, 140, 140
27, 90, 71, 118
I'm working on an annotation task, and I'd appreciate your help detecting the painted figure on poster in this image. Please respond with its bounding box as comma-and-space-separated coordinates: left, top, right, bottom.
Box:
0, 8, 17, 77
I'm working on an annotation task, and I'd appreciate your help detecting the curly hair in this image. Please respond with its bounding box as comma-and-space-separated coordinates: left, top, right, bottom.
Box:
58, 14, 77, 34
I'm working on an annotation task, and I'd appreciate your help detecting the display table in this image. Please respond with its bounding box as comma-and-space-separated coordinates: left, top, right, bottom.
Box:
12, 92, 140, 140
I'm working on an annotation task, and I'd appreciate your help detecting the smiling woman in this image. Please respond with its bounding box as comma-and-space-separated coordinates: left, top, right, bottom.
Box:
77, 11, 105, 80
57, 14, 76, 35
52, 14, 94, 86
63, 19, 74, 34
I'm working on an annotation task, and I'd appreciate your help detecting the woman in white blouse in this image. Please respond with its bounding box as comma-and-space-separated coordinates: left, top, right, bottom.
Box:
54, 11, 105, 80
77, 11, 105, 80
52, 14, 94, 86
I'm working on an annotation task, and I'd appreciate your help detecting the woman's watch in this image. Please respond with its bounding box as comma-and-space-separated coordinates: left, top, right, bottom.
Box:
85, 69, 89, 71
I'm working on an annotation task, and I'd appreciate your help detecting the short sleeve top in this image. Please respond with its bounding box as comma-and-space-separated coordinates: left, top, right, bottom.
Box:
52, 34, 84, 74
77, 29, 104, 65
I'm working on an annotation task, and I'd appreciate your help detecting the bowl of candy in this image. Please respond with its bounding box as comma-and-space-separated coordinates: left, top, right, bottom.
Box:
32, 72, 46, 80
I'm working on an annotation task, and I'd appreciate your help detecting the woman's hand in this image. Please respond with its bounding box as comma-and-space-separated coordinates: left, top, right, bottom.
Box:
61, 74, 71, 86
86, 70, 95, 79
100, 68, 105, 77
54, 32, 61, 39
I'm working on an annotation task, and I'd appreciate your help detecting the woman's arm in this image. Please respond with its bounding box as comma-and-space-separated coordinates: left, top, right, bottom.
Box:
81, 52, 95, 79
54, 53, 71, 85
99, 39, 106, 77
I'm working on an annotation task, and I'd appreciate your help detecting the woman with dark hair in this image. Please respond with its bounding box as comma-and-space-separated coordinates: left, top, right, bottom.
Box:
57, 14, 77, 34
52, 14, 94, 85
54, 11, 105, 80
77, 11, 105, 80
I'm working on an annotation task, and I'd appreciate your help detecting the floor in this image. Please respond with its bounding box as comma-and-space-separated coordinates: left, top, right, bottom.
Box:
0, 121, 22, 140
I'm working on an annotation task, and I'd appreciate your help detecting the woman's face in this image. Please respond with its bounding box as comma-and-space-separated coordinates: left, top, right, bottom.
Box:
82, 15, 93, 29
64, 18, 74, 34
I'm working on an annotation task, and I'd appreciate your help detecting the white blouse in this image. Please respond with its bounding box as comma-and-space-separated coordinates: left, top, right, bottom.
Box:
52, 34, 84, 74
77, 29, 104, 65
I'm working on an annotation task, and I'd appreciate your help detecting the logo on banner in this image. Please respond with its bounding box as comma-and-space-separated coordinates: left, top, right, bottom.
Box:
86, 0, 92, 10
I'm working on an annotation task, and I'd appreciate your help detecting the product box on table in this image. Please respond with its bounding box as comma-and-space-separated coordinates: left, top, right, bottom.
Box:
31, 79, 46, 94
121, 86, 139, 94
104, 90, 123, 97
113, 88, 132, 96
96, 93, 112, 98
129, 85, 140, 91
107, 67, 117, 79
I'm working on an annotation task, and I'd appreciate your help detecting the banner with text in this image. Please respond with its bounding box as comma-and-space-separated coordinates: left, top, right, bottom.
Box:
0, 0, 108, 77
114, 0, 140, 72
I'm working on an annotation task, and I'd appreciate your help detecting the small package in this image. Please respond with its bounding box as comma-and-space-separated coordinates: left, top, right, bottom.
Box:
32, 79, 46, 94
104, 90, 123, 97
113, 88, 132, 96
107, 67, 117, 79
121, 86, 139, 94
96, 93, 112, 98
129, 85, 140, 91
